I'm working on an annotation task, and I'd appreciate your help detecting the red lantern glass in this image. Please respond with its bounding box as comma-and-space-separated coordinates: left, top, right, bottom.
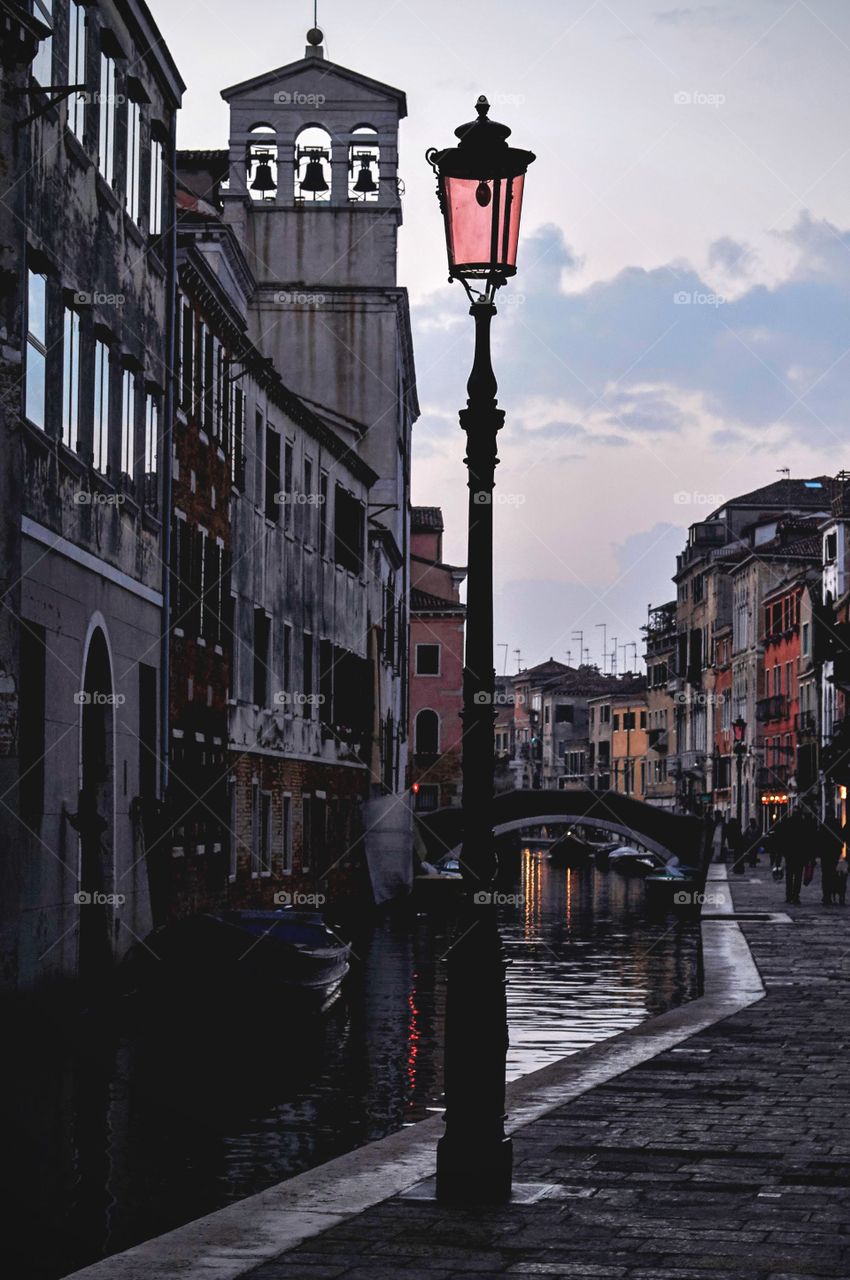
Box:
428, 97, 535, 288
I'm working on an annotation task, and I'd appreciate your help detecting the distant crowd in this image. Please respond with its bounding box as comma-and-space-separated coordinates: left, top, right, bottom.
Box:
709, 809, 848, 906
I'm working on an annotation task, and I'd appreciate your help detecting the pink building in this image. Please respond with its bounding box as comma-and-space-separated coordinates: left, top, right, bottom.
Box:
409, 508, 466, 812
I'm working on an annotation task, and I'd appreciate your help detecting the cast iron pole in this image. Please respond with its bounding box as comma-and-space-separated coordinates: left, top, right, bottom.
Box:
435, 300, 513, 1203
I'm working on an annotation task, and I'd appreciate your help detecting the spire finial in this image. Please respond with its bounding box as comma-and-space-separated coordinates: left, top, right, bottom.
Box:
476, 96, 490, 118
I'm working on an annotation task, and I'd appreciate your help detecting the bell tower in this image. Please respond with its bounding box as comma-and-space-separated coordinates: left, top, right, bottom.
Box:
219, 29, 417, 526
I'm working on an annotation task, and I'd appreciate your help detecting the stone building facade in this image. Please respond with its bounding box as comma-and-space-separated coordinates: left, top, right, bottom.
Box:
0, 0, 183, 988
408, 507, 465, 814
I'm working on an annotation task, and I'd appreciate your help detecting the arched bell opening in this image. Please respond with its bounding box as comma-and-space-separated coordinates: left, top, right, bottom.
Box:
348, 125, 379, 202
246, 124, 278, 202
294, 125, 332, 203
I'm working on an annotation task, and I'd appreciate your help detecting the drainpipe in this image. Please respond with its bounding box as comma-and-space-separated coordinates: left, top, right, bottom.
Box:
160, 113, 177, 800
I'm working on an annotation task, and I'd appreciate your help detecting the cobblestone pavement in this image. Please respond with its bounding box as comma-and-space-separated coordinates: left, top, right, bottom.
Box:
246, 868, 850, 1280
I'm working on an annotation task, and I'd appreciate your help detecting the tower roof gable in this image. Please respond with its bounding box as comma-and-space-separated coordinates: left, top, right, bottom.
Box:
221, 55, 407, 116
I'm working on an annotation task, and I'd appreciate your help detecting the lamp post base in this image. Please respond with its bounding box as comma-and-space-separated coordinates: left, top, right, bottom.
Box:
435, 1132, 513, 1204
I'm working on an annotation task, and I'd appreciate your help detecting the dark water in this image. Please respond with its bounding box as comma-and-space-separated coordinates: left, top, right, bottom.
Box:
8, 849, 699, 1280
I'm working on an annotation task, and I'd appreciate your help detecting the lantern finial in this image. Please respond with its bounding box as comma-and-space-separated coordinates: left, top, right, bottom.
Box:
476, 96, 490, 118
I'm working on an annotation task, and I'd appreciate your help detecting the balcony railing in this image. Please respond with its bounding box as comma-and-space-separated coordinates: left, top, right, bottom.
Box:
795, 710, 816, 735
756, 694, 789, 723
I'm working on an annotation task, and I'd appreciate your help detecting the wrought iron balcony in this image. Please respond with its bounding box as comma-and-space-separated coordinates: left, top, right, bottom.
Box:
756, 694, 789, 723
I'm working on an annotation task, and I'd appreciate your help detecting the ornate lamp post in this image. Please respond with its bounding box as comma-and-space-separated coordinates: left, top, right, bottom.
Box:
427, 98, 535, 1204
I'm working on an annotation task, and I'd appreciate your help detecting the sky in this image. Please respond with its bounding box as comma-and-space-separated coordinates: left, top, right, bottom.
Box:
150, 0, 850, 673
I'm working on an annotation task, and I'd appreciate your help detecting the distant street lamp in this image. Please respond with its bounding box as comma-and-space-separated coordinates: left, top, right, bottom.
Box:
427, 97, 535, 1205
733, 715, 747, 834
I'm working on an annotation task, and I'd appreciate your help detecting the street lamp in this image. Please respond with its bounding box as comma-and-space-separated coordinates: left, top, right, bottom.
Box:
732, 716, 747, 868
427, 97, 535, 1205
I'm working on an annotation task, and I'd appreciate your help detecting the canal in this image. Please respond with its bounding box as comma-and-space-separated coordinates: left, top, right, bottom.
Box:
9, 848, 700, 1280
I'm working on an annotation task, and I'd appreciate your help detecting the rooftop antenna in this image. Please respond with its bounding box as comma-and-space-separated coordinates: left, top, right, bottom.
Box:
777, 466, 790, 513
514, 648, 522, 673
306, 2, 323, 53
566, 649, 572, 666
610, 636, 618, 677
596, 622, 607, 674
571, 630, 584, 668
497, 642, 508, 676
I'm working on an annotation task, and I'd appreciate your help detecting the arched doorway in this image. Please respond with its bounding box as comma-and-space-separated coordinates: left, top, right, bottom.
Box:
76, 626, 115, 984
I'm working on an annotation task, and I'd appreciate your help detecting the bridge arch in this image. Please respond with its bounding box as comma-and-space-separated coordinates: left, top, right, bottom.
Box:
417, 790, 707, 867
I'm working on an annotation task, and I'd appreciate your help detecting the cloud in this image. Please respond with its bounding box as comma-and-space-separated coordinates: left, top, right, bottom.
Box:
708, 236, 757, 277
412, 214, 850, 452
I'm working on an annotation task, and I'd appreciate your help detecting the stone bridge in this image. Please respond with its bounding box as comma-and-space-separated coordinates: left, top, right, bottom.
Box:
417, 789, 708, 867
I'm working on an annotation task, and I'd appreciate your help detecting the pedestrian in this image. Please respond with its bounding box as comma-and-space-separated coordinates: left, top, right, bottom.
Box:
774, 810, 807, 903
820, 818, 841, 907
835, 857, 848, 906
711, 811, 726, 864
726, 816, 744, 874
744, 817, 761, 867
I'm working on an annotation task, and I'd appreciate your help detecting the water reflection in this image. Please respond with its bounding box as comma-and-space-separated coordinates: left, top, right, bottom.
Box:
7, 847, 698, 1280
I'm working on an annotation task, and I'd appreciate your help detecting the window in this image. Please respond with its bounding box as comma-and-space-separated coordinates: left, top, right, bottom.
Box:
600, 704, 611, 724
143, 393, 158, 508
31, 1, 53, 85
126, 97, 142, 221
283, 440, 293, 531
334, 484, 365, 573
415, 709, 439, 755
264, 426, 280, 521
67, 2, 86, 143
253, 609, 269, 707
93, 338, 110, 472
416, 644, 440, 675
120, 368, 136, 481
825, 531, 838, 564
282, 623, 292, 698
98, 54, 116, 184
25, 270, 47, 429
414, 783, 439, 813
258, 792, 272, 875
149, 137, 163, 234
303, 632, 314, 716
555, 704, 574, 724
612, 714, 620, 731
802, 622, 810, 657
232, 387, 245, 487
282, 794, 293, 873
319, 470, 329, 554
62, 307, 81, 450
180, 297, 193, 409
303, 456, 314, 543
640, 711, 647, 729
301, 795, 312, 871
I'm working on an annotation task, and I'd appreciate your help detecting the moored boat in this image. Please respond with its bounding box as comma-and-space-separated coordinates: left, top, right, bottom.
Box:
143, 908, 351, 1011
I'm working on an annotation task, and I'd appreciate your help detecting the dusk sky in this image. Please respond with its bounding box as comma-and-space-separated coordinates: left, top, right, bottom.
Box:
151, 0, 850, 673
